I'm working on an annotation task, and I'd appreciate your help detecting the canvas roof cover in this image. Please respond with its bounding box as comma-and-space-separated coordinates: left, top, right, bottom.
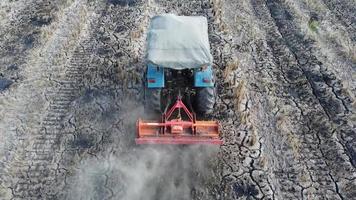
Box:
147, 14, 213, 69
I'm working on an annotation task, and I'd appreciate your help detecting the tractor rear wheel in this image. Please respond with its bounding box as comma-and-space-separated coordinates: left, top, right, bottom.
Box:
144, 88, 162, 114
195, 87, 215, 115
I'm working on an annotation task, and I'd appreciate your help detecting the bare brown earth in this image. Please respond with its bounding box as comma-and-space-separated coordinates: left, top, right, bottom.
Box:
0, 0, 355, 199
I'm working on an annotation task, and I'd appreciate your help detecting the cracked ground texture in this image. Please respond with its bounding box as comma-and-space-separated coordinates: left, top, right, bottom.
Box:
0, 0, 355, 199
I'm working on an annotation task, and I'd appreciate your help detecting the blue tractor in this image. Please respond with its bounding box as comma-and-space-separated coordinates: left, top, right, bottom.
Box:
144, 14, 216, 115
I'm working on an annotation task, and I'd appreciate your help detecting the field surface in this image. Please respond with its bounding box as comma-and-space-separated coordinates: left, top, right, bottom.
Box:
0, 0, 355, 199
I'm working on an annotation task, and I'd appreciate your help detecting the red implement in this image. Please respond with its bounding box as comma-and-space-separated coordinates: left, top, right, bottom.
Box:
136, 98, 223, 145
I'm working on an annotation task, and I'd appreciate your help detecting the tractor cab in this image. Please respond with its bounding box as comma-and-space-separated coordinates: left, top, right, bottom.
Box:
145, 14, 215, 114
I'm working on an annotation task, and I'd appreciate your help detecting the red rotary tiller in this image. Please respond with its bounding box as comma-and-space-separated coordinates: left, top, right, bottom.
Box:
136, 97, 222, 145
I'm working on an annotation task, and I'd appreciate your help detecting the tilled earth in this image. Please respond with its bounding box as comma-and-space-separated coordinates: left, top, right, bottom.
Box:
0, 0, 355, 199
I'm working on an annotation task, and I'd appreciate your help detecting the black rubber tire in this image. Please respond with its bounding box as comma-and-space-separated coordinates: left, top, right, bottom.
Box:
144, 88, 162, 114
195, 87, 215, 115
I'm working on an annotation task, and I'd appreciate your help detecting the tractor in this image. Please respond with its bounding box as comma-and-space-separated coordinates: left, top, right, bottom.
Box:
136, 14, 222, 145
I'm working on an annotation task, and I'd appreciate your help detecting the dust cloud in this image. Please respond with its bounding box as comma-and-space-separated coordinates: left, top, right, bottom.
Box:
66, 145, 219, 200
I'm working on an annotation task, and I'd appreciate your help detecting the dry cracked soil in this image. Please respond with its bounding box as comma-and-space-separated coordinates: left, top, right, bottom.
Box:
0, 0, 355, 199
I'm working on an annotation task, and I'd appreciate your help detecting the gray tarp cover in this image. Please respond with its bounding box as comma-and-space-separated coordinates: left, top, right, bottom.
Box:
147, 14, 213, 69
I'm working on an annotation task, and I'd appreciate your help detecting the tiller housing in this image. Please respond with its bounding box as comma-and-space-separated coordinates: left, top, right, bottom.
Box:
136, 98, 222, 145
